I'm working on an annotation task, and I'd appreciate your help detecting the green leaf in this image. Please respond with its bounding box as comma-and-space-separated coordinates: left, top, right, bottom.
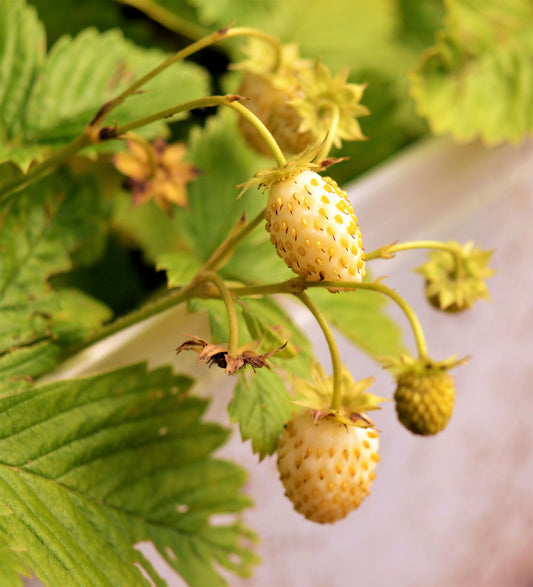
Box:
0, 343, 60, 391
0, 17, 210, 170
0, 363, 258, 586
0, 0, 45, 137
0, 170, 111, 381
308, 286, 405, 359
238, 296, 313, 376
186, 295, 314, 374
176, 109, 267, 261
409, 0, 533, 144
156, 251, 203, 288
229, 369, 294, 459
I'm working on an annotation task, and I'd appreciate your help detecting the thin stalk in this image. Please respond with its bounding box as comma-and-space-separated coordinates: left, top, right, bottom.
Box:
229, 100, 286, 167
295, 291, 343, 411
231, 277, 429, 360
115, 0, 208, 40
112, 95, 242, 136
198, 272, 240, 357
88, 28, 233, 128
0, 134, 91, 202
90, 26, 282, 128
204, 208, 266, 272
60, 283, 197, 361
315, 104, 340, 163
365, 240, 456, 261
328, 280, 429, 360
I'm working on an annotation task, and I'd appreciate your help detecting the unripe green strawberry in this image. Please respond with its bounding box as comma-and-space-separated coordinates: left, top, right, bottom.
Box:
277, 409, 379, 524
394, 369, 455, 436
264, 170, 365, 287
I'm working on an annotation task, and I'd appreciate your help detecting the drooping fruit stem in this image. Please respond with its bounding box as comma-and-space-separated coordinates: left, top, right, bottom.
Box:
232, 277, 430, 361
196, 271, 240, 358
294, 292, 343, 411
364, 240, 458, 261
314, 104, 340, 163
336, 280, 429, 361
229, 101, 287, 167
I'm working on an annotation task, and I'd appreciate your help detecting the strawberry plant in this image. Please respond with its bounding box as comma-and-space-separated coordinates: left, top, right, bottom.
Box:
1, 0, 526, 585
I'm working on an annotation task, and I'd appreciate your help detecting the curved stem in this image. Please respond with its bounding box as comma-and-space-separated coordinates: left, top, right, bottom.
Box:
115, 0, 208, 40
232, 277, 429, 360
204, 207, 266, 272
198, 272, 240, 357
229, 101, 286, 167
295, 291, 343, 411
112, 95, 241, 135
113, 95, 286, 166
225, 28, 283, 71
340, 281, 428, 360
315, 104, 340, 163
90, 26, 281, 129
365, 240, 456, 261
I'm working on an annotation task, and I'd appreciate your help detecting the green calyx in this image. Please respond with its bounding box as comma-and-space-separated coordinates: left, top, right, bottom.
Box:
232, 38, 311, 90
290, 362, 386, 428
416, 241, 495, 312
382, 353, 468, 378
237, 141, 336, 196
292, 60, 369, 148
383, 353, 467, 436
234, 39, 369, 152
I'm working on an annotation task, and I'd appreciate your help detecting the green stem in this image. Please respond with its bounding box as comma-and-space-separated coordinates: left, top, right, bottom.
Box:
0, 134, 91, 202
231, 277, 429, 360
114, 0, 208, 40
294, 291, 343, 411
60, 283, 197, 361
112, 96, 287, 167
112, 95, 242, 136
315, 104, 340, 163
204, 208, 266, 272
90, 26, 282, 129
89, 28, 233, 129
229, 101, 286, 167
365, 240, 455, 261
352, 281, 428, 359
197, 272, 240, 357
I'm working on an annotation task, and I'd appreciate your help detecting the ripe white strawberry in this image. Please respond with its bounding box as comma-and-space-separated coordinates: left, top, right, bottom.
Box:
264, 170, 365, 287
277, 409, 379, 524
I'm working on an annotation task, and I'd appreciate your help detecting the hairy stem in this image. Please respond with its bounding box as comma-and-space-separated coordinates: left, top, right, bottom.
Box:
294, 291, 343, 411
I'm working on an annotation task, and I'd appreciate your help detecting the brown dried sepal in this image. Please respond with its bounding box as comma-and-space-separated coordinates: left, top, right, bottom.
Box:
176, 335, 287, 375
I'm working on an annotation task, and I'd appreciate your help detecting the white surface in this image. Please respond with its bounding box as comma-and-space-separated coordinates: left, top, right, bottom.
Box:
29, 137, 533, 587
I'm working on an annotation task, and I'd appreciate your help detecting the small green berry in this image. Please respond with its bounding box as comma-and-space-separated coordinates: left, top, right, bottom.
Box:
394, 370, 455, 436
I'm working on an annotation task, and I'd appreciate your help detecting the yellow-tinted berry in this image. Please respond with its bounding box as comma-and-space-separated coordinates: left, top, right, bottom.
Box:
266, 170, 365, 291
277, 410, 379, 524
394, 370, 455, 435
